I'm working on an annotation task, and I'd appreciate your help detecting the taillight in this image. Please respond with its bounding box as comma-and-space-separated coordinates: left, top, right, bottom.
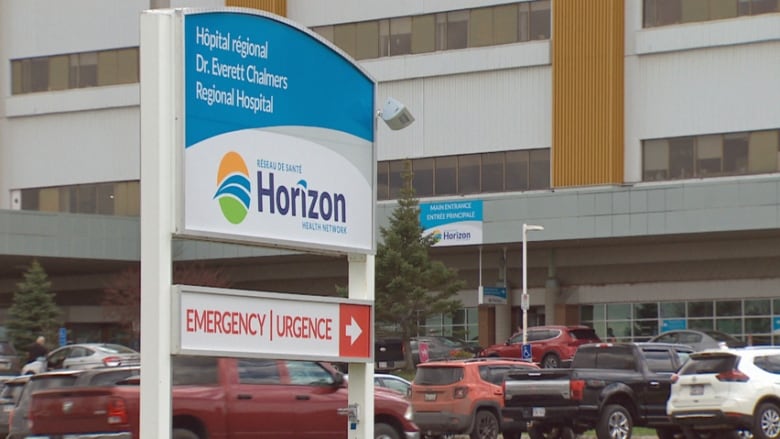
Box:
453, 386, 469, 399
570, 379, 585, 401
671, 373, 679, 384
107, 397, 128, 424
716, 369, 749, 382
102, 356, 121, 367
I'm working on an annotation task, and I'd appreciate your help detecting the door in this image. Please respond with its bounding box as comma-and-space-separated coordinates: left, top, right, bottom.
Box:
283, 360, 346, 439
62, 346, 95, 369
226, 358, 295, 438
639, 347, 676, 424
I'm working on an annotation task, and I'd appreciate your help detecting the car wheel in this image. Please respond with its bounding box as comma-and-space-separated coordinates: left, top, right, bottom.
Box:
469, 410, 499, 439
596, 404, 632, 439
542, 353, 561, 368
172, 428, 200, 439
754, 403, 780, 439
375, 422, 401, 439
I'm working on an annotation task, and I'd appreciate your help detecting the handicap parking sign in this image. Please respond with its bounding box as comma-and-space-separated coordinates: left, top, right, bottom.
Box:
522, 344, 532, 361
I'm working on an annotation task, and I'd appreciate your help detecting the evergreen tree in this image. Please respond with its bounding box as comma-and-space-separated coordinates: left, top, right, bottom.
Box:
6, 260, 61, 358
375, 161, 465, 370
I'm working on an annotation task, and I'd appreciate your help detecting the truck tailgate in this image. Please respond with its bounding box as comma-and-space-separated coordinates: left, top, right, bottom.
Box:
504, 369, 574, 405
30, 386, 137, 435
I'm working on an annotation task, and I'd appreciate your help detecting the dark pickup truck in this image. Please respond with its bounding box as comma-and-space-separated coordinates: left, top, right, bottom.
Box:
502, 342, 693, 439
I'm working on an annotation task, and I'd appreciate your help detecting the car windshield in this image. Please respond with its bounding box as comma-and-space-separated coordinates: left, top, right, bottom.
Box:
414, 366, 464, 385
679, 354, 738, 375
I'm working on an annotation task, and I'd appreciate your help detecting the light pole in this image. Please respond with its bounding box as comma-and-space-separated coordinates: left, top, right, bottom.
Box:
522, 223, 544, 346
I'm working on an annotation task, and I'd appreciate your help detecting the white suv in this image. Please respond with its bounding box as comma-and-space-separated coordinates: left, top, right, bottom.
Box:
667, 347, 780, 439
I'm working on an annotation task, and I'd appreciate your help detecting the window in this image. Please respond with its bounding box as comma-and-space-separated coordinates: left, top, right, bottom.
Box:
529, 149, 550, 190
435, 156, 457, 196
12, 47, 139, 95
286, 361, 334, 385
446, 11, 469, 50
389, 17, 412, 56
413, 158, 434, 197
238, 359, 281, 384
642, 130, 780, 182
355, 21, 379, 60
411, 14, 436, 54
481, 152, 505, 193
644, 0, 777, 27
379, 148, 551, 200
19, 181, 140, 216
312, 2, 551, 60
506, 150, 531, 191
458, 154, 481, 194
530, 0, 551, 40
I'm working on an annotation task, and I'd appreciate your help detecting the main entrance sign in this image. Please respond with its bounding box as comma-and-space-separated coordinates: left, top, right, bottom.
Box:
180, 11, 376, 254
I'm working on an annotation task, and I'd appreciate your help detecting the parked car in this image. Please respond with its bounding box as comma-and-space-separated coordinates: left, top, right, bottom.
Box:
0, 341, 21, 379
649, 329, 747, 351
0, 375, 29, 437
411, 357, 538, 439
27, 357, 419, 439
8, 366, 139, 439
21, 342, 140, 374
667, 346, 780, 439
411, 336, 469, 364
345, 373, 412, 397
477, 325, 601, 368
442, 335, 483, 355
375, 337, 406, 371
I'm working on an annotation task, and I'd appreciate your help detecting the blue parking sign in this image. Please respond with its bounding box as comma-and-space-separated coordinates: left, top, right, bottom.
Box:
522, 344, 532, 361
58, 327, 67, 347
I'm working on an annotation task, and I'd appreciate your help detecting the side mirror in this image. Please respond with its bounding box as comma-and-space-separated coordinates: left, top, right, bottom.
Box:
332, 371, 345, 387
505, 339, 511, 346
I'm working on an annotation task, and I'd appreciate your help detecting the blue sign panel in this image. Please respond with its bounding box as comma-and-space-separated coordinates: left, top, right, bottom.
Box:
182, 11, 376, 254
773, 317, 780, 333
419, 200, 483, 247
522, 344, 532, 361
58, 327, 67, 347
479, 286, 507, 305
661, 319, 687, 331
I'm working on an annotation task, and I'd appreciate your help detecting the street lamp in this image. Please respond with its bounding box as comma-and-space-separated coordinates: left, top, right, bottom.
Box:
522, 223, 544, 347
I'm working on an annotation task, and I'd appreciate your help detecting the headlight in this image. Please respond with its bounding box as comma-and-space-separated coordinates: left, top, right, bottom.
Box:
405, 404, 414, 421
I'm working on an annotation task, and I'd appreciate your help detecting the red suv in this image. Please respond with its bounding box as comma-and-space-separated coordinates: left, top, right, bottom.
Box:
477, 325, 600, 368
410, 357, 538, 439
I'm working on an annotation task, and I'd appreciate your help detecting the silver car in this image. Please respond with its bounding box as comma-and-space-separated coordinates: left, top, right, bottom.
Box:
22, 343, 140, 374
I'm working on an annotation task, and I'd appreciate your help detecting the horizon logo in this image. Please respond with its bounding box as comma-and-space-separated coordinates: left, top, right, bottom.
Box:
257, 171, 347, 222
214, 152, 251, 224
439, 229, 471, 241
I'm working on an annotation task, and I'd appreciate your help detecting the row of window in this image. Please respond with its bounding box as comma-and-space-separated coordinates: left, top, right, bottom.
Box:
581, 298, 780, 346
418, 307, 478, 342
642, 129, 780, 181
644, 0, 780, 27
312, 1, 551, 61
378, 149, 550, 201
20, 181, 139, 216
11, 47, 139, 95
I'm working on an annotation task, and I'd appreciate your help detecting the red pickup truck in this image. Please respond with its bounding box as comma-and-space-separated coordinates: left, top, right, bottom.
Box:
28, 356, 419, 439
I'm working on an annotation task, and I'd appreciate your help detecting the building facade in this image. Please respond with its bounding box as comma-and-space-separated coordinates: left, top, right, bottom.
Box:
1, 0, 779, 347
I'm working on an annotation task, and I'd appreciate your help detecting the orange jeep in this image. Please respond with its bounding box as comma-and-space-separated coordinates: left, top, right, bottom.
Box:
410, 357, 538, 439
